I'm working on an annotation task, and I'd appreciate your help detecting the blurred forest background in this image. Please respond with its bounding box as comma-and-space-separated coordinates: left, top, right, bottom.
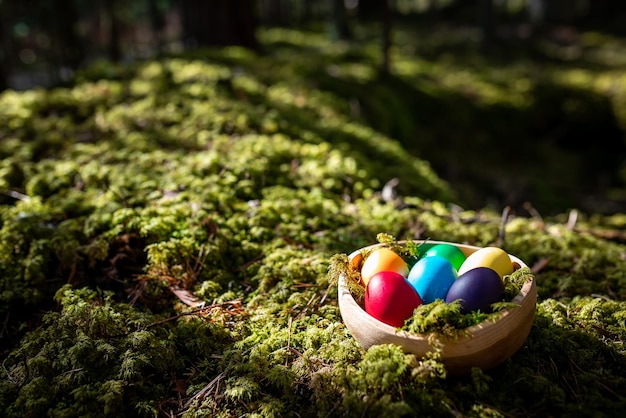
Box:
3, 0, 626, 216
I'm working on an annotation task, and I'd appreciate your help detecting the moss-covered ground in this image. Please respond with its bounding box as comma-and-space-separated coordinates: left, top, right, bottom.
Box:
2, 25, 626, 417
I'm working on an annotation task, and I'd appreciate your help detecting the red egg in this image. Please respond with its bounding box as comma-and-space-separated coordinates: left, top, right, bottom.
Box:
445, 267, 504, 314
364, 271, 423, 327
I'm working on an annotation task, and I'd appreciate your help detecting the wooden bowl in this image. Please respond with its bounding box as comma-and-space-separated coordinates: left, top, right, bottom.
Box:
338, 240, 537, 375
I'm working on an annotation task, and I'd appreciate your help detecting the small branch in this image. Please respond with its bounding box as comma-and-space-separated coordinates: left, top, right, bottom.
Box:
143, 299, 243, 330
182, 371, 227, 410
381, 177, 400, 203
449, 203, 464, 223
577, 227, 626, 243
566, 209, 578, 231
286, 316, 293, 367
105, 299, 244, 339
294, 293, 319, 320
523, 201, 544, 225
319, 282, 333, 306
170, 286, 205, 308
2, 358, 17, 384
1, 312, 9, 340
128, 280, 147, 306
531, 257, 550, 274
2, 190, 31, 201
233, 254, 264, 272
496, 206, 510, 247
59, 367, 84, 376
192, 244, 209, 276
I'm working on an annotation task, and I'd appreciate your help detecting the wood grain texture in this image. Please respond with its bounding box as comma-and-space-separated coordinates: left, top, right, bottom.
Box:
338, 241, 537, 375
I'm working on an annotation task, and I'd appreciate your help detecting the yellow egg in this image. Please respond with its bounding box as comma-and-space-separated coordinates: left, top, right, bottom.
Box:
457, 247, 513, 279
360, 248, 409, 286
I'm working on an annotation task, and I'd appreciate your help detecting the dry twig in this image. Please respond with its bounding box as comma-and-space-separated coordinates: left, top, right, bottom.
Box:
566, 209, 578, 231
495, 206, 511, 247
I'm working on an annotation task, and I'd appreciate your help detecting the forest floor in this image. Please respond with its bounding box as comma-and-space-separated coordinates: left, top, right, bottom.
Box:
9, 21, 626, 215
247, 22, 626, 216
2, 23, 626, 417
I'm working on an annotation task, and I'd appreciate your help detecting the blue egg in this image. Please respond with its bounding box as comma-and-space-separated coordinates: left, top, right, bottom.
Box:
407, 256, 457, 304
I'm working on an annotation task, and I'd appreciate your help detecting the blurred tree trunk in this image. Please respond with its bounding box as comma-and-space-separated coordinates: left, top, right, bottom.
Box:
330, 0, 351, 41
0, 54, 7, 91
29, 0, 84, 84
180, 0, 257, 49
262, 0, 285, 25
0, 4, 9, 91
480, 0, 494, 49
0, 66, 6, 92
380, 0, 393, 75
148, 0, 166, 54
57, 0, 83, 69
103, 0, 122, 61
584, 0, 626, 26
358, 0, 379, 18
354, 0, 393, 75
542, 0, 576, 23
302, 0, 313, 22
528, 0, 546, 25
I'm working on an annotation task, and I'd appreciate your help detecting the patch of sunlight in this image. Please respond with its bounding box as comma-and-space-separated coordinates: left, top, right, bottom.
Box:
259, 28, 332, 50
328, 62, 376, 83
220, 46, 258, 62
393, 57, 428, 78
558, 68, 594, 88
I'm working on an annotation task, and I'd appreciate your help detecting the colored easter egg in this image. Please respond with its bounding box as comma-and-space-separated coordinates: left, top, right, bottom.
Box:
364, 271, 423, 327
423, 243, 467, 272
360, 248, 409, 286
407, 256, 457, 304
415, 242, 435, 258
458, 247, 513, 279
445, 267, 504, 313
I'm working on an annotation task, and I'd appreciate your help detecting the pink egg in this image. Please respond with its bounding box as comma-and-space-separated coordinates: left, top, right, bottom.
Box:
364, 271, 423, 327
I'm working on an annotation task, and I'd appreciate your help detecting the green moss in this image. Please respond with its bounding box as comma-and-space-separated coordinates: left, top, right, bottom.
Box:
403, 300, 490, 338
2, 27, 626, 418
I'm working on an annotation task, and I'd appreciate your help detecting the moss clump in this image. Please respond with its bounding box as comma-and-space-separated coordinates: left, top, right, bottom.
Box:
403, 300, 491, 337
1, 285, 233, 417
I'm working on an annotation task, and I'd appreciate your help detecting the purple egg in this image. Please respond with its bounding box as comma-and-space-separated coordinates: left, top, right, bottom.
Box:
445, 267, 504, 314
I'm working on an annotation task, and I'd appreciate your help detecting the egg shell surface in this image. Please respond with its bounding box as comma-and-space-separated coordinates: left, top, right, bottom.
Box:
457, 247, 513, 279
360, 248, 409, 286
407, 256, 457, 304
364, 271, 423, 327
414, 242, 435, 258
423, 244, 467, 272
445, 267, 504, 313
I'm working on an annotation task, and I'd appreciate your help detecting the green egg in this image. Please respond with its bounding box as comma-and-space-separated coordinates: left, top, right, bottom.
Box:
423, 243, 466, 272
